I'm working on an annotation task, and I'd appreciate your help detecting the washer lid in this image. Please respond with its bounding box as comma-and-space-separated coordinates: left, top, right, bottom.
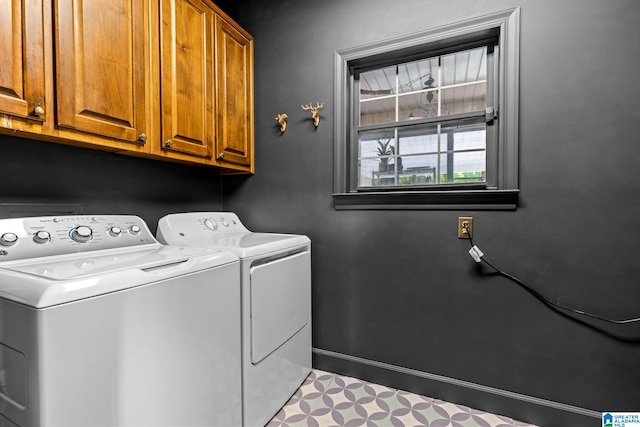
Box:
0, 245, 237, 308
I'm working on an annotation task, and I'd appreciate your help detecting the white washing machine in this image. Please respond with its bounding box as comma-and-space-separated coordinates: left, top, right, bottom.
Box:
157, 212, 311, 427
0, 215, 242, 427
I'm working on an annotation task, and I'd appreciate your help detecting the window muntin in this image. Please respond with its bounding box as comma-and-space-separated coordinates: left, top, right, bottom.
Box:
356, 46, 489, 189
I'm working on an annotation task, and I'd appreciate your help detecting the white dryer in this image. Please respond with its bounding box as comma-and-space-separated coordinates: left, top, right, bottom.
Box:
157, 212, 311, 427
0, 215, 242, 427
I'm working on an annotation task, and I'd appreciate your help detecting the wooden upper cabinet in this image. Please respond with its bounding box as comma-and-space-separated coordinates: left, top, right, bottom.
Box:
1, 0, 253, 171
54, 0, 150, 148
0, 0, 48, 126
158, 0, 215, 160
215, 14, 254, 171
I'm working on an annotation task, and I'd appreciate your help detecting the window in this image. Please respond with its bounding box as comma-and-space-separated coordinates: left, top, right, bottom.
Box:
333, 8, 520, 210
357, 47, 489, 188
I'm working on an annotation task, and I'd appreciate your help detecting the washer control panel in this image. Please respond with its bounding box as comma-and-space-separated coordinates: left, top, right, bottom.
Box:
0, 215, 157, 261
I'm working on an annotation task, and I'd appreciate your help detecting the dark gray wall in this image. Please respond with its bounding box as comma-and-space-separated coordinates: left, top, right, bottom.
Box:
0, 135, 223, 231
2, 1, 638, 425
221, 0, 640, 425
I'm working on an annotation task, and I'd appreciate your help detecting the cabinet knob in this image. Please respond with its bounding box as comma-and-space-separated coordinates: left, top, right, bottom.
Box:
138, 133, 147, 143
165, 139, 173, 148
34, 106, 45, 117
218, 152, 225, 159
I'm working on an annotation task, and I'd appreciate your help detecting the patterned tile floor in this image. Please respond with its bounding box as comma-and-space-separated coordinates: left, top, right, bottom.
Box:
267, 369, 539, 427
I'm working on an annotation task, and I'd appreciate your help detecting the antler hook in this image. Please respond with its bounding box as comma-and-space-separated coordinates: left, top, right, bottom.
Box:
301, 102, 325, 127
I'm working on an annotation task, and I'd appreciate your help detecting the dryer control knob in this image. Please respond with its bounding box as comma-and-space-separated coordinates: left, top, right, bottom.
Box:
129, 225, 141, 235
221, 219, 229, 227
204, 218, 217, 230
33, 230, 51, 243
108, 226, 122, 237
0, 232, 18, 246
70, 226, 93, 243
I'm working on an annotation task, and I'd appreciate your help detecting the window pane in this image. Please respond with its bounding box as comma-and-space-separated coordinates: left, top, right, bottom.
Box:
398, 92, 421, 121
360, 159, 400, 187
439, 151, 486, 184
359, 157, 389, 187
440, 121, 486, 184
440, 82, 486, 116
359, 131, 400, 188
440, 120, 485, 144
359, 66, 397, 125
441, 47, 487, 86
398, 57, 438, 94
398, 154, 438, 185
405, 91, 440, 119
450, 125, 486, 150
359, 131, 395, 159
398, 125, 439, 155
359, 66, 396, 99
360, 96, 396, 125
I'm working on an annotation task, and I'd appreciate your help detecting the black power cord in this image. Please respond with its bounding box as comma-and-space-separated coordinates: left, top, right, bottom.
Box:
463, 223, 640, 325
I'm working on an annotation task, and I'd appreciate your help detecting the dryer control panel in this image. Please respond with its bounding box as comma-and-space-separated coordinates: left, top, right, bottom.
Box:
0, 215, 157, 261
199, 213, 248, 233
157, 212, 250, 243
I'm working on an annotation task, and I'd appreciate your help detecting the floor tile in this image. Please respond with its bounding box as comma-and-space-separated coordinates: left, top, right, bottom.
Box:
268, 369, 539, 427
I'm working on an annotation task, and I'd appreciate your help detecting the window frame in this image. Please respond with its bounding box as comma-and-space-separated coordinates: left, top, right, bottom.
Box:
333, 8, 520, 210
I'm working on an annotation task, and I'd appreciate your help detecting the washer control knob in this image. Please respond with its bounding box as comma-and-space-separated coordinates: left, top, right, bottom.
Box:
204, 218, 217, 230
0, 232, 18, 246
70, 226, 93, 243
33, 230, 51, 243
221, 219, 229, 227
129, 225, 141, 235
108, 226, 122, 237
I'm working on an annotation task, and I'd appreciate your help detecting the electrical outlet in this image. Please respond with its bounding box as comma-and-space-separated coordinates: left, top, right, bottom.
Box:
458, 217, 473, 239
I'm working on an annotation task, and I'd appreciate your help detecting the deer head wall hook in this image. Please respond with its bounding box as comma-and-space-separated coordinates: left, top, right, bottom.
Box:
301, 102, 324, 127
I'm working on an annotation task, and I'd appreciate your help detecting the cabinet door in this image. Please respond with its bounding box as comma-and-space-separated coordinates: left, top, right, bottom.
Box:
0, 0, 47, 123
55, 0, 149, 146
159, 0, 214, 159
215, 15, 253, 170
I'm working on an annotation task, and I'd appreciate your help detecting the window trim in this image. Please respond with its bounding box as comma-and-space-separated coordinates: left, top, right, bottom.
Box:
333, 8, 520, 210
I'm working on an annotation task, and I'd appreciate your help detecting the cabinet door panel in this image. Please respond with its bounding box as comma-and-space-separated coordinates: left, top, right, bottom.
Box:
0, 0, 46, 121
216, 16, 253, 168
160, 0, 214, 159
55, 0, 148, 144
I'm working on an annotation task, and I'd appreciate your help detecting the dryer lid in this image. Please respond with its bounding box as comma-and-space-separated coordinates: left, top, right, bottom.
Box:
195, 233, 310, 258
156, 212, 311, 258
